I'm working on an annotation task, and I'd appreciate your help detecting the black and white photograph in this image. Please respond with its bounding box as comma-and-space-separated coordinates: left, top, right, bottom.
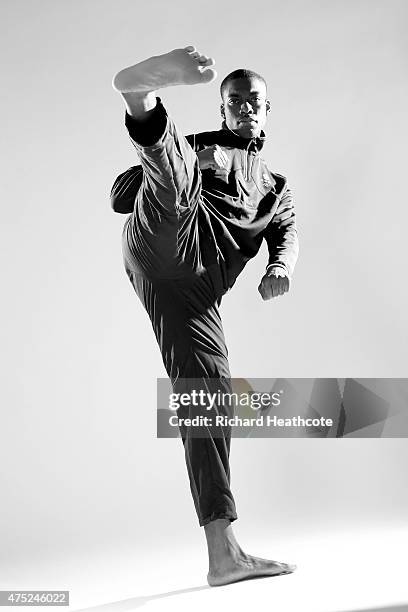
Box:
1, 1, 408, 611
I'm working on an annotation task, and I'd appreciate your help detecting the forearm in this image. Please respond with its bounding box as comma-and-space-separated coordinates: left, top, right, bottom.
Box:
265, 187, 299, 277
266, 222, 299, 277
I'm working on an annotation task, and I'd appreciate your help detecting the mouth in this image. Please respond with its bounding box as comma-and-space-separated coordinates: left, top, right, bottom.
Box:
239, 118, 257, 125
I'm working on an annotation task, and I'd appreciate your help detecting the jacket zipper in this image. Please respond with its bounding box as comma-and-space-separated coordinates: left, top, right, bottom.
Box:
244, 139, 255, 181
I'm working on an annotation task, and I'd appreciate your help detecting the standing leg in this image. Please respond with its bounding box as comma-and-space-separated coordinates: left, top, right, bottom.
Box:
129, 273, 237, 526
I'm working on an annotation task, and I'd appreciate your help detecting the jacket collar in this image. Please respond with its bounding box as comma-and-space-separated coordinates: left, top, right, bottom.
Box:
219, 120, 266, 153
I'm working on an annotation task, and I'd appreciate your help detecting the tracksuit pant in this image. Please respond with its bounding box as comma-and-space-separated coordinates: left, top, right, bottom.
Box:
121, 101, 238, 526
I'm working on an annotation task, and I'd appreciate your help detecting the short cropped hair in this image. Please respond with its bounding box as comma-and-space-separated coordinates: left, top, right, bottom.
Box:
220, 69, 267, 100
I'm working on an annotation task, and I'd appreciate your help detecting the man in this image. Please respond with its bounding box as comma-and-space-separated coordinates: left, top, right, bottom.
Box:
111, 45, 298, 586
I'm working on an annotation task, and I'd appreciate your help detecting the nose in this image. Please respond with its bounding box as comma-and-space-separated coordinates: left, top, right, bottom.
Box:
239, 101, 252, 114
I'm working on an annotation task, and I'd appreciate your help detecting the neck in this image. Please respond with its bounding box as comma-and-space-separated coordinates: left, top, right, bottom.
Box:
221, 120, 266, 145
221, 119, 266, 142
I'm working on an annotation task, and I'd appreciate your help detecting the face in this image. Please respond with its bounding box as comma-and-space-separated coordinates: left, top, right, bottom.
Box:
221, 76, 270, 139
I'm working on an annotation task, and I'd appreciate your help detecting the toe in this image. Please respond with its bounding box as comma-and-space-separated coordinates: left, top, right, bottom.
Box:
184, 45, 197, 53
199, 67, 217, 83
199, 56, 215, 66
279, 562, 297, 573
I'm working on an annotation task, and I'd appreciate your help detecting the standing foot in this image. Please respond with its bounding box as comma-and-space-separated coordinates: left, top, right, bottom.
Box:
112, 45, 216, 93
207, 553, 296, 587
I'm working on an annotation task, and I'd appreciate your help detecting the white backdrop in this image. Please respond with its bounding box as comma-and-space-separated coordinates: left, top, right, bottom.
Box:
1, 0, 408, 583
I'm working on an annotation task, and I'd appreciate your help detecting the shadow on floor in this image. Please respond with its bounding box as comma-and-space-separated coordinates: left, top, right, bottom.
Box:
338, 605, 408, 612
74, 585, 210, 611
75, 591, 408, 612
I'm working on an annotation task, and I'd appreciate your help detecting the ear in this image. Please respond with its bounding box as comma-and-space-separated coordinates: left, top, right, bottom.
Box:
220, 104, 225, 118
266, 100, 271, 114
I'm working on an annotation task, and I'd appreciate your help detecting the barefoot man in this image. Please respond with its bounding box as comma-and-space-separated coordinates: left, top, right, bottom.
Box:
111, 46, 299, 586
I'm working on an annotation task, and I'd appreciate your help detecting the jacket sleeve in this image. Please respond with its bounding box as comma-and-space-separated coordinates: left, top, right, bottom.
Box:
263, 184, 299, 277
110, 165, 144, 214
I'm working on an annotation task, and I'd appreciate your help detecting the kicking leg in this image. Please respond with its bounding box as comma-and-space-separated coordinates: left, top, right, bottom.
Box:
114, 47, 214, 255
115, 48, 219, 279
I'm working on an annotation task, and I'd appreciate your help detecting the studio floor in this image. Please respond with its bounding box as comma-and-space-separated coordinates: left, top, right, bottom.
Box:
2, 524, 408, 612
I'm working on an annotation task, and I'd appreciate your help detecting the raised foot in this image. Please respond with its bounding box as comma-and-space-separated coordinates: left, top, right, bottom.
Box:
112, 45, 217, 93
207, 554, 297, 587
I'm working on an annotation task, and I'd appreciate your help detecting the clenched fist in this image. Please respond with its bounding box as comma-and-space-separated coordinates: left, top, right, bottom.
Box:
197, 145, 228, 171
258, 266, 290, 300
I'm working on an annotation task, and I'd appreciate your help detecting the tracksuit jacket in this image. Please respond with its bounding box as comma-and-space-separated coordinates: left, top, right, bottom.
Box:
111, 107, 299, 296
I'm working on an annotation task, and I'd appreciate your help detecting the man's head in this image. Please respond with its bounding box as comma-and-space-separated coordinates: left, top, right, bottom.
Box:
220, 69, 270, 139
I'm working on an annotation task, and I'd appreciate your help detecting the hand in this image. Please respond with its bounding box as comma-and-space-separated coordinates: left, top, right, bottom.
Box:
197, 145, 228, 171
258, 267, 290, 300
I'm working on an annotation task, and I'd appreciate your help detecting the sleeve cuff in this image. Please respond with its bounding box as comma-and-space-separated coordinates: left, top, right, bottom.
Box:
265, 263, 290, 276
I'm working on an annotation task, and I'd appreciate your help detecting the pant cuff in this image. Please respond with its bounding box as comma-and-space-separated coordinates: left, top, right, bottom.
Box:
124, 96, 168, 148
199, 511, 238, 527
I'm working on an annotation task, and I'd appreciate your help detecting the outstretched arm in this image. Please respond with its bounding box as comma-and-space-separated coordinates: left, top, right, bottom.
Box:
258, 185, 299, 300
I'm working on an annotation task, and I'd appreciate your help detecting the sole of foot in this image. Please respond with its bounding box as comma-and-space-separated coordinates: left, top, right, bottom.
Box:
207, 558, 297, 587
112, 45, 217, 93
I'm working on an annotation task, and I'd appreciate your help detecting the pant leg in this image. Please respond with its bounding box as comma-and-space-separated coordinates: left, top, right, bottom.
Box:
126, 271, 237, 526
126, 96, 201, 215
122, 98, 207, 279
121, 101, 237, 525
